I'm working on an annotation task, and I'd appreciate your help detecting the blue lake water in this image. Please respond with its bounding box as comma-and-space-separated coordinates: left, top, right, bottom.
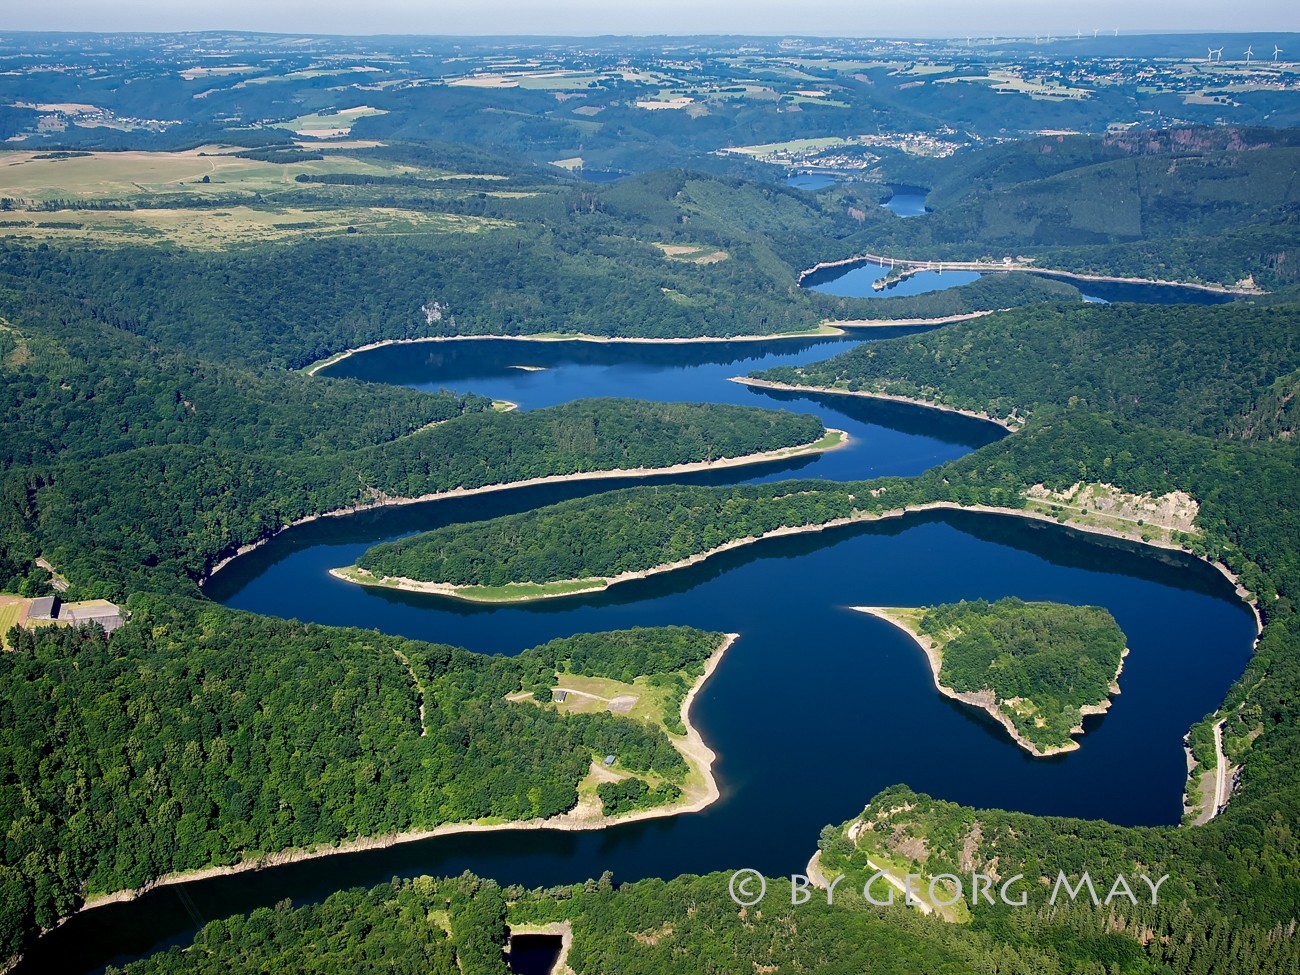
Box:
785, 172, 838, 191
27, 335, 1256, 975
883, 189, 928, 217
804, 260, 1240, 306
1056, 275, 1239, 305
782, 176, 929, 219
807, 261, 983, 298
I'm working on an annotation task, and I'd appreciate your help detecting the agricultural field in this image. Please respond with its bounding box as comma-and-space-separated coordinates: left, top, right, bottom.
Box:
285, 105, 388, 136
0, 595, 26, 650
0, 205, 510, 249
936, 70, 1094, 100
0, 147, 418, 203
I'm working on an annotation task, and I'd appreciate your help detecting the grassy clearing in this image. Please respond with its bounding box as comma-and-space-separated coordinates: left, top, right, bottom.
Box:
519, 661, 711, 804
549, 672, 670, 726
0, 206, 511, 249
285, 106, 388, 136
452, 70, 603, 91
806, 429, 845, 452
652, 242, 729, 264
0, 597, 25, 650
517, 72, 603, 91
857, 845, 972, 923
0, 318, 29, 367
757, 428, 846, 459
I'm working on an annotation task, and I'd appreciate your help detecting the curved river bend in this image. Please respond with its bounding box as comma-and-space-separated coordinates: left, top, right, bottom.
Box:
27, 334, 1256, 975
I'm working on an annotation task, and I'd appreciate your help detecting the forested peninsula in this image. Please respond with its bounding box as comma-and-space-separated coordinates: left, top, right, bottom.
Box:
0, 599, 733, 955
853, 600, 1128, 755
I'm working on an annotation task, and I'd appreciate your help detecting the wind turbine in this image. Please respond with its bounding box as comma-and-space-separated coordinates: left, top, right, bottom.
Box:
1207, 47, 1216, 63
1244, 45, 1254, 63
1212, 47, 1224, 62
1274, 45, 1284, 62
1093, 28, 1099, 39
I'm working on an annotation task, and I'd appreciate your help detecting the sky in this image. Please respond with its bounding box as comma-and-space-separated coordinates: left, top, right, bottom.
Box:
6, 0, 1299, 38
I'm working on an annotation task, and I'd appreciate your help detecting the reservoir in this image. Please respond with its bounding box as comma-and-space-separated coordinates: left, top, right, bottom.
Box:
786, 171, 838, 191
29, 336, 1256, 974
882, 186, 928, 217
804, 259, 1242, 305
806, 261, 983, 298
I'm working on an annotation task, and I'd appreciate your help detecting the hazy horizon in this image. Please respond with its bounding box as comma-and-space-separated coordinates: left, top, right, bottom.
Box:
5, 1, 1298, 40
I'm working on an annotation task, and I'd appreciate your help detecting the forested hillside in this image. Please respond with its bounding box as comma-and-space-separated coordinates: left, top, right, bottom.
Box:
872, 130, 1300, 287
19, 398, 822, 598
757, 301, 1300, 438
0, 280, 826, 599
111, 870, 1161, 975
0, 598, 723, 959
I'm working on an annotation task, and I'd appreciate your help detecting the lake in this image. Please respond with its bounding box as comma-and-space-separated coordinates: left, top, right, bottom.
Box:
806, 261, 983, 298
25, 334, 1257, 975
782, 175, 928, 220
882, 186, 928, 217
805, 259, 1242, 305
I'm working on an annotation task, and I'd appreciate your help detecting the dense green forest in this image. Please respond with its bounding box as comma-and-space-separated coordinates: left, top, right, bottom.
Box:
917, 598, 1128, 750
29, 399, 821, 598
756, 301, 1300, 438
0, 275, 826, 599
355, 480, 868, 587
3, 32, 1300, 971
0, 598, 721, 958
817, 784, 1300, 974
110, 868, 1189, 975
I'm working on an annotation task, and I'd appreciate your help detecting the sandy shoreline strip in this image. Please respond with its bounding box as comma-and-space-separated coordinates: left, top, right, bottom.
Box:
825, 310, 997, 329
731, 376, 1019, 431
302, 328, 849, 374
850, 606, 1126, 757
203, 431, 847, 585
77, 634, 737, 915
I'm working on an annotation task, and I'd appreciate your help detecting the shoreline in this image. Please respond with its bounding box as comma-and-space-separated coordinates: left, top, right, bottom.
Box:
825, 310, 997, 329
797, 253, 1264, 296
731, 375, 1019, 431
338, 498, 1260, 629
202, 430, 848, 585
850, 606, 1127, 757
76, 634, 736, 915
301, 327, 849, 374
731, 378, 1262, 637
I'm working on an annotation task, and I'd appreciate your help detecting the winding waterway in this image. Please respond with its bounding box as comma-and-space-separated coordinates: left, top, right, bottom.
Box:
28, 334, 1256, 975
